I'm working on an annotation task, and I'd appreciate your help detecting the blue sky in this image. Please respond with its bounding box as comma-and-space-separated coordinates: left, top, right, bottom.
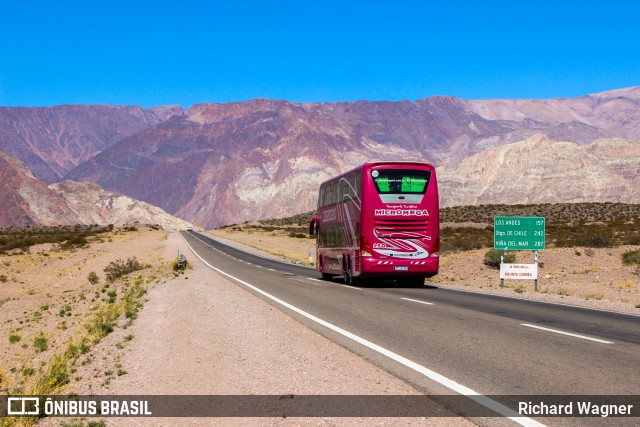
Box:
1, 1, 638, 107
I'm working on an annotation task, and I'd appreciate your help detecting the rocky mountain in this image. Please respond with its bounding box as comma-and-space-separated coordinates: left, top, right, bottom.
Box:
0, 104, 184, 183
0, 149, 78, 226
2, 87, 639, 227
438, 134, 640, 207
63, 87, 640, 227
464, 86, 640, 141
0, 151, 191, 228
51, 180, 192, 230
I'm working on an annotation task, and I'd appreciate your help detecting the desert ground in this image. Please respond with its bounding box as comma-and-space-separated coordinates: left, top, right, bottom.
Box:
1, 228, 471, 427
210, 227, 640, 315
0, 226, 170, 399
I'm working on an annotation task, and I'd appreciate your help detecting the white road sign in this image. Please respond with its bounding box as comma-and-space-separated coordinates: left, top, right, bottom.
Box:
499, 263, 538, 280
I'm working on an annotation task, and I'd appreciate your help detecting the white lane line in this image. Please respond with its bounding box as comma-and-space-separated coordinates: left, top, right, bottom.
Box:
180, 233, 544, 427
343, 285, 362, 291
268, 268, 276, 272
402, 297, 434, 306
521, 323, 613, 344
293, 278, 330, 287
303, 277, 343, 288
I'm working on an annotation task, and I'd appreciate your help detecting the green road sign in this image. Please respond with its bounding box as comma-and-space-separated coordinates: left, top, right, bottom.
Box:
494, 216, 545, 250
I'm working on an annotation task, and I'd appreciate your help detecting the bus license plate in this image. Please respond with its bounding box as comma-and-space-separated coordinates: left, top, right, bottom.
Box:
394, 266, 409, 271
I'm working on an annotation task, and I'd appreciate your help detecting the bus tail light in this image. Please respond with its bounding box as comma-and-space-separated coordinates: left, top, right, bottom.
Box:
430, 237, 439, 257
360, 236, 372, 257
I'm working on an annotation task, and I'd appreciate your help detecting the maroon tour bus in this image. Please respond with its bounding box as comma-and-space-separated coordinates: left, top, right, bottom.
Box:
310, 162, 439, 286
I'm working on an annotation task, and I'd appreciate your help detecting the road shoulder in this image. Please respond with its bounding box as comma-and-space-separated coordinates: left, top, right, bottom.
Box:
62, 231, 473, 426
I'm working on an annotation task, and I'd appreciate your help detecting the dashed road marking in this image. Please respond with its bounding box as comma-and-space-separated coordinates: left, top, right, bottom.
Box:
521, 323, 613, 344
401, 297, 434, 306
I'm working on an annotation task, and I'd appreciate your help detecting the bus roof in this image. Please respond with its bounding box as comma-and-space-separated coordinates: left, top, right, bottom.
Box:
319, 161, 435, 187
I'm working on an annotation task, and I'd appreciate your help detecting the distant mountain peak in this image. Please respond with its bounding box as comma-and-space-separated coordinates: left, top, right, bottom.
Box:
0, 104, 184, 183
587, 86, 640, 100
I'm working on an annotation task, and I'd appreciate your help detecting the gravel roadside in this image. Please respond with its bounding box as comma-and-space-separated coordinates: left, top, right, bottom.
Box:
63, 232, 474, 426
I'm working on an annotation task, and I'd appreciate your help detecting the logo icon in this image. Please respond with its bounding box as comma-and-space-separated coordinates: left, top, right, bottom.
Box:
7, 397, 40, 415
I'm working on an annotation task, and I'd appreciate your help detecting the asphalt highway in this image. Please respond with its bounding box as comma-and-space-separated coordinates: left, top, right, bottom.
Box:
182, 231, 640, 426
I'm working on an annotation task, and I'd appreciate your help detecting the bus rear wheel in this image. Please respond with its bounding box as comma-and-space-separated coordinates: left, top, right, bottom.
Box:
344, 261, 361, 286
344, 267, 353, 286
344, 259, 356, 286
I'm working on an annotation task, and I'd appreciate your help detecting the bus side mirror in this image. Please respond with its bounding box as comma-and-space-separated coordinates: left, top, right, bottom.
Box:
309, 218, 317, 236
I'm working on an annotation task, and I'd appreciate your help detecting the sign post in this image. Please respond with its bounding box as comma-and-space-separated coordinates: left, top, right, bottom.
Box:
494, 216, 545, 290
500, 250, 505, 288
534, 250, 539, 291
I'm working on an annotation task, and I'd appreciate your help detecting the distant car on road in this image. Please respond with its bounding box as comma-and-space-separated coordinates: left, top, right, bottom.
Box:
186, 226, 193, 231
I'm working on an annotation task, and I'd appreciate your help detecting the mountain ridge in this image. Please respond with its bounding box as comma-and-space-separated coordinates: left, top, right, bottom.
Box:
0, 151, 191, 228
63, 87, 640, 227
0, 104, 185, 183
2, 86, 640, 227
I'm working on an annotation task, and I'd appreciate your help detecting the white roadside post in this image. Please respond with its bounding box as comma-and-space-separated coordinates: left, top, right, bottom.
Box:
500, 250, 505, 288
534, 250, 539, 291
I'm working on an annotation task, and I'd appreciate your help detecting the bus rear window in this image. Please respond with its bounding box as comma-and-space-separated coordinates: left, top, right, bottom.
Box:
371, 169, 430, 194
